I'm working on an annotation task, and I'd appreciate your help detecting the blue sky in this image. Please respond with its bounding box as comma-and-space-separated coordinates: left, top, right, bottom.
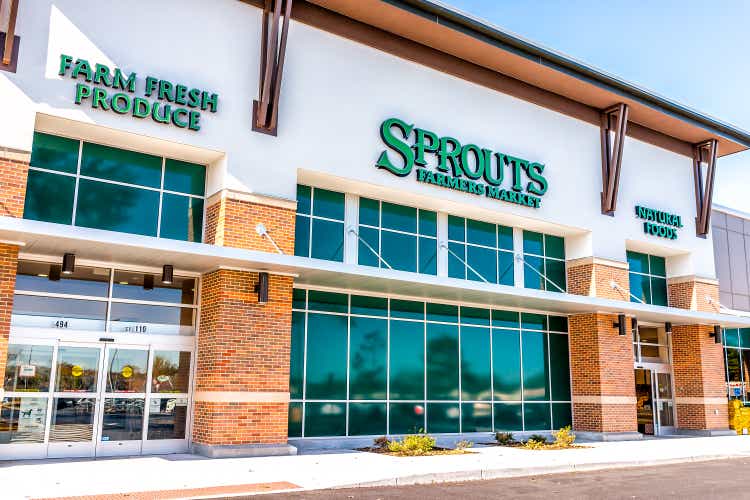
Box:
449, 0, 750, 213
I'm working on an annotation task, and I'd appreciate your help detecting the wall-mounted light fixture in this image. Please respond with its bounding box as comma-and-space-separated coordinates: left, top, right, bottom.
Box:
48, 264, 61, 282
143, 274, 154, 291
613, 314, 627, 336
711, 325, 722, 344
665, 322, 672, 334
62, 253, 76, 274
161, 265, 174, 284
255, 272, 269, 304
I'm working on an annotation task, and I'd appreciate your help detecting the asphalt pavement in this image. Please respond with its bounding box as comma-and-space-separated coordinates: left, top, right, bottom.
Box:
252, 457, 750, 499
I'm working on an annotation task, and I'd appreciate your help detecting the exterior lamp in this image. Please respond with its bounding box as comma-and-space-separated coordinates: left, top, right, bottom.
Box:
62, 253, 76, 274
48, 264, 61, 282
613, 314, 627, 336
255, 272, 269, 304
711, 325, 722, 344
161, 265, 174, 284
665, 322, 672, 334
143, 274, 154, 291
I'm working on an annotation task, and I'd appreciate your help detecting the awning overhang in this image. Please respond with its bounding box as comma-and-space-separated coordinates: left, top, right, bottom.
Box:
3, 216, 749, 328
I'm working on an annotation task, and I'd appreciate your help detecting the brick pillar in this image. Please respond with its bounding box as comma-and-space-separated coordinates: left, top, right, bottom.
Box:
193, 269, 295, 457
567, 257, 630, 301
0, 150, 30, 218
0, 244, 20, 397
569, 313, 640, 440
668, 276, 732, 435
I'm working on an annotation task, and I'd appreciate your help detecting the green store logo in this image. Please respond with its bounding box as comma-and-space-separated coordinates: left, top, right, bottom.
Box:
376, 117, 548, 209
58, 54, 218, 131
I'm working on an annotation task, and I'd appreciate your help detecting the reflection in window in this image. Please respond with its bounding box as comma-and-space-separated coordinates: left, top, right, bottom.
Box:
12, 295, 108, 331
49, 397, 96, 442
101, 398, 144, 441
522, 230, 566, 293
294, 185, 345, 262
627, 251, 667, 306
147, 398, 188, 440
16, 261, 110, 297
106, 349, 148, 393
448, 215, 513, 285
112, 271, 195, 304
0, 397, 48, 443
109, 303, 194, 335
55, 347, 100, 393
3, 344, 53, 392
151, 351, 191, 393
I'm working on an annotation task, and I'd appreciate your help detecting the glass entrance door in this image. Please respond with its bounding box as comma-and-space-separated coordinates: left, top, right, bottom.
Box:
653, 371, 675, 435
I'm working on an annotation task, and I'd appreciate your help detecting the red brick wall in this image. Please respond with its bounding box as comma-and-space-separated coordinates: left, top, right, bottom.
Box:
0, 244, 19, 382
0, 153, 29, 218
203, 196, 295, 254
567, 261, 630, 301
569, 313, 637, 433
667, 279, 719, 312
193, 269, 293, 446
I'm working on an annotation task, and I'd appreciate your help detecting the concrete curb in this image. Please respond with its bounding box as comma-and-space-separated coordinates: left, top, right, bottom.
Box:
337, 452, 750, 489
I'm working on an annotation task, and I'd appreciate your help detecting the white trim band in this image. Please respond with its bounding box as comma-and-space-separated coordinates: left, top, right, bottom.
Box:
194, 391, 291, 403
574, 395, 637, 405
675, 397, 728, 405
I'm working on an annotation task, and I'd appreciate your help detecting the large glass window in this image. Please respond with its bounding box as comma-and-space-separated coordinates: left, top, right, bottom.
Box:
448, 216, 514, 285
12, 260, 198, 336
358, 198, 437, 275
294, 185, 345, 262
522, 231, 565, 293
627, 251, 667, 306
290, 289, 571, 437
24, 132, 206, 243
724, 329, 750, 403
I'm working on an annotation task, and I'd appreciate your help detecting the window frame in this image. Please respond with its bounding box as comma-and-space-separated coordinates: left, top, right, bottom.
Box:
294, 185, 346, 262
522, 230, 566, 293
626, 251, 668, 305
447, 215, 514, 285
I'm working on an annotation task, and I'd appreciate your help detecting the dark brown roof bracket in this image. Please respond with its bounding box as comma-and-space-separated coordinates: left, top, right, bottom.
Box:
0, 0, 20, 73
600, 103, 629, 216
253, 0, 293, 136
693, 139, 718, 238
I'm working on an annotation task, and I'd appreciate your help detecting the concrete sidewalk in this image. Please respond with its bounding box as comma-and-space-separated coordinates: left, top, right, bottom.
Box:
4, 435, 750, 499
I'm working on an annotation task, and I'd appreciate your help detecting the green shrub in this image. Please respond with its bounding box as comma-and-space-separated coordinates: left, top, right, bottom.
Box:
495, 432, 515, 445
524, 438, 546, 450
455, 440, 473, 450
387, 434, 436, 456
528, 434, 547, 444
553, 426, 576, 448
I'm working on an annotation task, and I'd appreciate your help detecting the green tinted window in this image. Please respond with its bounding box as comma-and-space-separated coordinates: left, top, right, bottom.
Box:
160, 194, 203, 242
494, 402, 523, 431
549, 316, 568, 333
357, 226, 379, 267
310, 219, 344, 261
460, 326, 491, 401
349, 403, 386, 436
523, 231, 565, 292
426, 303, 458, 323
739, 328, 750, 348
450, 216, 514, 285
498, 251, 514, 285
427, 403, 459, 433
649, 255, 666, 277
294, 215, 310, 257
467, 245, 496, 283
164, 159, 205, 196
549, 333, 571, 401
382, 231, 417, 272
651, 278, 668, 306
359, 197, 379, 226
292, 288, 306, 309
381, 201, 416, 233
522, 331, 549, 401
448, 242, 466, 279
724, 329, 740, 348
349, 317, 387, 400
448, 215, 465, 241
492, 310, 519, 329
552, 403, 572, 429
626, 251, 649, 274
350, 295, 387, 317
523, 230, 544, 256
419, 237, 438, 275
389, 403, 425, 434
492, 329, 521, 401
390, 299, 424, 320
389, 320, 424, 400
289, 312, 305, 399
305, 313, 347, 399
312, 188, 344, 220
288, 402, 302, 437
23, 170, 75, 224
545, 235, 565, 260
523, 255, 544, 290
461, 307, 490, 326
418, 210, 437, 237
296, 184, 311, 215
308, 290, 347, 313
305, 402, 345, 437
629, 272, 651, 304
81, 142, 162, 188
30, 132, 79, 173
426, 323, 459, 400
466, 219, 495, 247
627, 251, 668, 305
462, 403, 492, 432
75, 179, 159, 236
522, 313, 547, 331
524, 402, 551, 430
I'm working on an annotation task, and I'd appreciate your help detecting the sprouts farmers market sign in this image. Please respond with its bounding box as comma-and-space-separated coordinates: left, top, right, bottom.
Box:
635, 205, 683, 240
375, 118, 548, 208
58, 54, 218, 131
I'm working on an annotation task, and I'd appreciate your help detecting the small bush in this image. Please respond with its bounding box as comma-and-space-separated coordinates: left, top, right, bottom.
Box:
373, 436, 389, 450
495, 432, 515, 445
524, 439, 546, 450
528, 434, 547, 444
387, 433, 436, 456
553, 426, 576, 448
455, 440, 473, 450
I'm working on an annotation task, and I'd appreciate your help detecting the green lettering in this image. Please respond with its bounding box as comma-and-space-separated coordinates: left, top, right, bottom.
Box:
446, 176, 459, 189
59, 54, 73, 76
71, 59, 93, 81
525, 162, 548, 196
188, 88, 202, 108
171, 108, 189, 128
506, 156, 528, 192
437, 136, 461, 175
376, 117, 415, 177
201, 91, 218, 112
175, 85, 188, 105
132, 97, 150, 118
459, 144, 484, 180
73, 83, 91, 105
113, 68, 136, 92
158, 80, 174, 102
92, 87, 110, 110
414, 128, 439, 166
145, 76, 159, 97
483, 151, 504, 186
111, 93, 131, 114
93, 63, 112, 86
188, 111, 201, 131
151, 102, 171, 124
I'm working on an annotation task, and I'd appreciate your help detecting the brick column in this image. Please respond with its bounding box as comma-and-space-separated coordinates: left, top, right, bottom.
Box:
566, 257, 630, 301
568, 313, 641, 440
0, 150, 30, 218
668, 275, 733, 435
0, 244, 20, 397
193, 270, 295, 457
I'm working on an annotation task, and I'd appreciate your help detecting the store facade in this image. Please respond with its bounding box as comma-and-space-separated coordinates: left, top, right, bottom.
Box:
1, 0, 750, 459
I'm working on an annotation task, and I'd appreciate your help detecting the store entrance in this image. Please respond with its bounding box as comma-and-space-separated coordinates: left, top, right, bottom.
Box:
2, 339, 192, 460
634, 367, 675, 436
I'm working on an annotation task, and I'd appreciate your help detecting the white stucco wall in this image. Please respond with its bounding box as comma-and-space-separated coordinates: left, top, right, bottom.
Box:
1, 0, 716, 277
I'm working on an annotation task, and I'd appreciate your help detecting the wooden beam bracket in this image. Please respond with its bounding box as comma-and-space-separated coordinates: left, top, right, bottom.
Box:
599, 103, 629, 215
693, 139, 718, 238
252, 0, 293, 136
0, 0, 20, 73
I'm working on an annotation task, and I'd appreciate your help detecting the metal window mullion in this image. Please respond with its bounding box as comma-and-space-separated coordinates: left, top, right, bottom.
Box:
547, 330, 553, 430
519, 328, 525, 432
490, 327, 495, 433
301, 292, 308, 437
345, 295, 351, 436
308, 190, 315, 258
386, 298, 391, 435
71, 140, 83, 226
423, 302, 427, 433
42, 344, 60, 447
156, 157, 166, 238
105, 267, 114, 333
457, 317, 462, 434
27, 166, 77, 177
142, 346, 154, 444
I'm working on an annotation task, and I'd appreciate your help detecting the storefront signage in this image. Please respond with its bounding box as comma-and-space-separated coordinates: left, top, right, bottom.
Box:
58, 54, 218, 131
376, 118, 547, 208
19, 365, 36, 378
635, 205, 682, 240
